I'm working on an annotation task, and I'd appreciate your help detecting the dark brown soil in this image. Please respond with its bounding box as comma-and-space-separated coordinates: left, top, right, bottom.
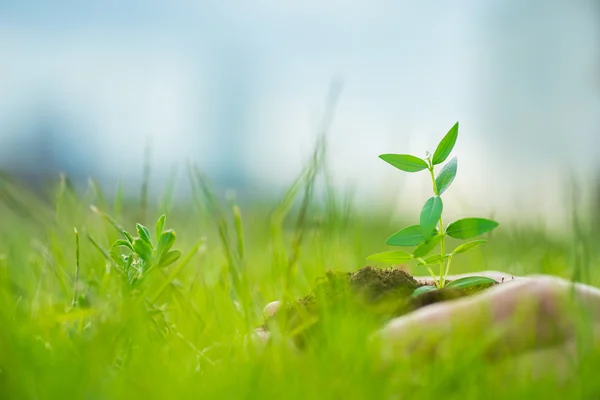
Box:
349, 266, 419, 301
265, 266, 496, 345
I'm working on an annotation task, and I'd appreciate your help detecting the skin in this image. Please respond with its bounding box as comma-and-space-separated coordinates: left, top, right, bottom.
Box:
259, 271, 600, 377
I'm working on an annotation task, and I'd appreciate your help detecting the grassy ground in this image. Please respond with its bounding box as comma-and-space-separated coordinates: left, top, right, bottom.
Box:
0, 159, 599, 399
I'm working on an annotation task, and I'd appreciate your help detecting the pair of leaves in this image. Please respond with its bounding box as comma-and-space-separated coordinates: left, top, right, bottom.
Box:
415, 241, 483, 265
368, 232, 443, 263
414, 240, 488, 266
416, 253, 450, 266
385, 218, 497, 249
379, 122, 459, 173
369, 236, 492, 267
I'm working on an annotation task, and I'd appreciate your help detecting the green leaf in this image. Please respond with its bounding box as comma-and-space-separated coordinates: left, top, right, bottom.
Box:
435, 157, 457, 195
446, 218, 499, 239
420, 196, 443, 237
451, 239, 487, 255
445, 276, 497, 290
132, 238, 153, 262
432, 122, 458, 165
156, 230, 176, 260
122, 230, 134, 244
412, 286, 437, 297
386, 225, 432, 247
379, 154, 429, 173
366, 250, 413, 264
159, 250, 182, 268
136, 224, 153, 246
413, 234, 443, 258
416, 253, 450, 266
112, 239, 134, 252
155, 215, 166, 240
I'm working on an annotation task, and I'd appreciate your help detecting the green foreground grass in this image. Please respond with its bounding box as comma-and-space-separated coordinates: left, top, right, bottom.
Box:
0, 163, 599, 399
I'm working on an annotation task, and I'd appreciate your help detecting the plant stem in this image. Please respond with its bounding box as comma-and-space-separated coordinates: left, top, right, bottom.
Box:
417, 258, 440, 287
443, 255, 453, 284
427, 164, 446, 288
427, 165, 438, 196
439, 218, 445, 287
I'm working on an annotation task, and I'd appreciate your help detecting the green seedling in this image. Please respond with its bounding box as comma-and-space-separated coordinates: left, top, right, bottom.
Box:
367, 122, 499, 292
110, 214, 182, 286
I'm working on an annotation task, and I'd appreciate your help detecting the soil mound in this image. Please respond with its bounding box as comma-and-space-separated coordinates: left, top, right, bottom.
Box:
266, 266, 489, 344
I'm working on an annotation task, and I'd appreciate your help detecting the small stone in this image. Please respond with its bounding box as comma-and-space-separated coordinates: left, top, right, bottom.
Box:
263, 301, 281, 318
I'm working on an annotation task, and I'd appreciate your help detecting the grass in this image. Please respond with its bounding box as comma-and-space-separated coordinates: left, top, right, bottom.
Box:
1, 151, 600, 399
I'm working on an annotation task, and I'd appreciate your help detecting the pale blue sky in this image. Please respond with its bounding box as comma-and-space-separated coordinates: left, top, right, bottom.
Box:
0, 0, 598, 225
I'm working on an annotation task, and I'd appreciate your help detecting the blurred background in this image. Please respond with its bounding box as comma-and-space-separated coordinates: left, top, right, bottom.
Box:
1, 0, 599, 228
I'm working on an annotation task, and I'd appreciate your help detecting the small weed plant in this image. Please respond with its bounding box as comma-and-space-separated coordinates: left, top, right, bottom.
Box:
367, 122, 499, 294
110, 214, 182, 286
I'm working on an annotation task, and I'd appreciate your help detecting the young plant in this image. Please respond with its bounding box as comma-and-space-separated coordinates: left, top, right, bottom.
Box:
367, 122, 499, 292
110, 215, 182, 286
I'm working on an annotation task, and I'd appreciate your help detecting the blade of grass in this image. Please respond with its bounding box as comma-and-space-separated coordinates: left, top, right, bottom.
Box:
285, 79, 341, 291
159, 165, 179, 216
149, 238, 205, 304
114, 180, 124, 221
72, 227, 80, 307
140, 136, 152, 225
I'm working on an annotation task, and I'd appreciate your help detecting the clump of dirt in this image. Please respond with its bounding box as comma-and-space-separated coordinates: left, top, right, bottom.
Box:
349, 266, 419, 302
268, 267, 420, 341
292, 266, 420, 312
266, 266, 494, 345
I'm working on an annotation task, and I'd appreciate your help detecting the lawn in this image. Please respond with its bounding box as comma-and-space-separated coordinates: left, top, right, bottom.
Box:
0, 154, 599, 399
